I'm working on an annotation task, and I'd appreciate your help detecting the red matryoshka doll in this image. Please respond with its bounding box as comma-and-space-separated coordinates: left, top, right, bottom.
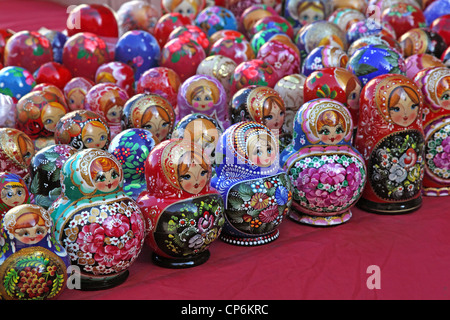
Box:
0, 172, 30, 222
161, 0, 206, 20
354, 74, 425, 214
49, 149, 145, 289
63, 77, 95, 112
0, 204, 69, 300
85, 83, 129, 139
31, 83, 66, 104
14, 91, 69, 150
280, 99, 366, 226
304, 67, 362, 131
122, 93, 176, 143
54, 110, 111, 151
0, 128, 35, 185
136, 139, 225, 268
95, 61, 135, 98
413, 66, 450, 196
177, 74, 230, 129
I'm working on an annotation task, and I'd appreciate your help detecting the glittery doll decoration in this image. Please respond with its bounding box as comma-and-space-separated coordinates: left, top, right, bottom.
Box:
48, 148, 146, 290
0, 172, 31, 222
280, 98, 366, 226
413, 66, 450, 196
54, 110, 111, 151
0, 204, 69, 300
63, 77, 95, 112
211, 121, 292, 246
177, 74, 230, 129
136, 139, 225, 268
122, 93, 176, 142
354, 74, 425, 214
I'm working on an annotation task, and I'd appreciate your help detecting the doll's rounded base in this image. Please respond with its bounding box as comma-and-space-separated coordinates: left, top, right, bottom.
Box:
288, 209, 352, 227
220, 230, 279, 246
422, 187, 450, 197
152, 250, 210, 269
356, 196, 422, 214
79, 270, 129, 291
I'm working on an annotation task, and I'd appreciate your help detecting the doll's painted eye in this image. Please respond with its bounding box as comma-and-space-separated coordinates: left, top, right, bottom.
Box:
441, 94, 450, 101
336, 126, 344, 134
17, 190, 22, 196
201, 170, 208, 176
6, 191, 13, 198
96, 174, 106, 182
389, 107, 401, 113
319, 128, 330, 135
411, 104, 419, 110
263, 115, 273, 121
86, 138, 93, 144
100, 135, 107, 141
180, 174, 191, 180
45, 119, 53, 124
111, 170, 119, 179
267, 146, 272, 154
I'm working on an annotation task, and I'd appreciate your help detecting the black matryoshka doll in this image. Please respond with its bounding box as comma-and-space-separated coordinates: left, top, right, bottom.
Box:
0, 204, 70, 300
136, 139, 225, 268
0, 172, 31, 222
211, 121, 293, 246
14, 90, 69, 150
122, 93, 176, 143
54, 110, 111, 151
229, 85, 258, 125
413, 66, 450, 196
280, 98, 367, 226
48, 148, 146, 290
354, 74, 425, 214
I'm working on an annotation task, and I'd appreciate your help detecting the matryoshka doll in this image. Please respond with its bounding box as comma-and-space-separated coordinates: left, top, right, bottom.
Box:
48, 149, 146, 289
284, 0, 333, 31
14, 91, 69, 150
161, 0, 205, 20
177, 74, 230, 129
63, 77, 94, 112
211, 121, 292, 246
122, 93, 176, 142
29, 144, 78, 209
0, 128, 35, 185
0, 204, 69, 300
136, 139, 225, 268
85, 83, 129, 138
54, 110, 111, 151
0, 172, 31, 222
413, 66, 450, 196
354, 74, 425, 214
280, 98, 366, 226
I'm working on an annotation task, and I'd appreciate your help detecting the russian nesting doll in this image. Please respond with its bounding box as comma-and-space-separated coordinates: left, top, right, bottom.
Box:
0, 172, 31, 222
122, 93, 176, 143
280, 98, 366, 226
0, 204, 69, 300
14, 91, 69, 150
177, 74, 230, 130
136, 139, 225, 268
29, 144, 78, 209
54, 110, 111, 151
211, 121, 292, 246
48, 148, 146, 290
413, 66, 450, 196
63, 77, 94, 111
354, 74, 425, 213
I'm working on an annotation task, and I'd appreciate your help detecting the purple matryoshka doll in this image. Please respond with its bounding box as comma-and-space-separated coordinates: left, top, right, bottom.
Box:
177, 74, 230, 129
136, 139, 225, 268
122, 93, 176, 143
0, 172, 31, 222
211, 122, 293, 246
0, 128, 35, 185
54, 110, 111, 151
14, 91, 69, 151
354, 74, 425, 214
280, 98, 366, 226
0, 204, 70, 300
48, 148, 146, 290
413, 66, 450, 196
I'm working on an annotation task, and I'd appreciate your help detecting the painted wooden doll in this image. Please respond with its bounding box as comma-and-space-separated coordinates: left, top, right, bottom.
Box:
0, 172, 31, 222
48, 148, 146, 290
354, 74, 425, 214
211, 121, 292, 246
0, 204, 70, 300
14, 90, 69, 150
413, 66, 450, 196
177, 74, 230, 130
136, 139, 225, 268
29, 144, 78, 209
54, 110, 111, 151
283, 0, 333, 31
280, 98, 366, 226
0, 128, 35, 185
122, 93, 176, 143
63, 77, 94, 112
229, 85, 258, 125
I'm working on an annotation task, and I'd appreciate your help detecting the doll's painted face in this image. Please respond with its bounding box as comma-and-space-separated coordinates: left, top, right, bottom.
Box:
142, 106, 171, 141
90, 157, 121, 193
18, 135, 34, 167
439, 90, 450, 110
185, 119, 220, 162
67, 89, 86, 111
106, 104, 122, 123
388, 87, 419, 127
247, 133, 277, 167
263, 97, 285, 131
13, 213, 48, 245
1, 184, 26, 207
317, 110, 346, 145
190, 86, 215, 111
346, 82, 361, 111
298, 4, 324, 26
178, 152, 209, 194
82, 121, 108, 149
41, 104, 66, 132
318, 123, 345, 144
173, 0, 195, 17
